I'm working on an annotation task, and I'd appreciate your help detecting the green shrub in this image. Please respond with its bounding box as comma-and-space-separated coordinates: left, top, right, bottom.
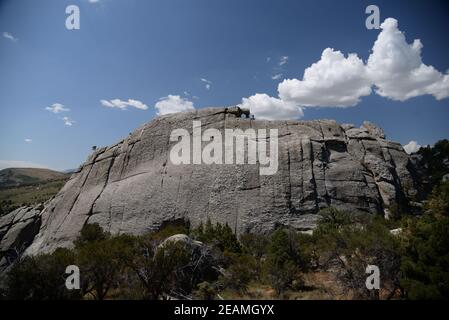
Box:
264, 228, 305, 296
74, 223, 109, 248
4, 248, 80, 300
193, 219, 241, 254
193, 281, 217, 300
219, 253, 256, 294
400, 215, 449, 299
126, 237, 192, 299
425, 181, 449, 218
313, 210, 402, 299
417, 139, 449, 187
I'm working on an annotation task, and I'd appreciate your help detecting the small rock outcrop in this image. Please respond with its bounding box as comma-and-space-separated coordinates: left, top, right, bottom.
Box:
0, 107, 419, 256
160, 234, 205, 250
0, 204, 43, 270
159, 234, 218, 273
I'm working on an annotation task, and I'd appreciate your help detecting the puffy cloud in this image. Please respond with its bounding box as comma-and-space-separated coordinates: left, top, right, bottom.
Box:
126, 99, 148, 110
367, 18, 449, 101
3, 31, 18, 42
403, 140, 421, 154
101, 98, 148, 110
46, 103, 70, 113
243, 49, 370, 119
155, 95, 195, 115
240, 17, 449, 120
239, 93, 303, 120
24, 138, 32, 143
278, 48, 372, 107
63, 117, 75, 126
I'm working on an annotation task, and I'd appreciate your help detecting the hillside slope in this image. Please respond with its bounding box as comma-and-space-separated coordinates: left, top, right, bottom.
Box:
0, 168, 69, 216
0, 168, 68, 189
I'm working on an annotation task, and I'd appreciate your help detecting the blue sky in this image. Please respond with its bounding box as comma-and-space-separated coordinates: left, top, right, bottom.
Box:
0, 0, 448, 170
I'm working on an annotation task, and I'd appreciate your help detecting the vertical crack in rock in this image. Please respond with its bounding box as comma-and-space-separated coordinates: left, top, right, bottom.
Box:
85, 155, 116, 226
285, 122, 293, 214
53, 160, 97, 234
121, 142, 135, 179
381, 143, 408, 210
361, 140, 384, 211
318, 121, 331, 207
305, 138, 319, 212
160, 128, 171, 189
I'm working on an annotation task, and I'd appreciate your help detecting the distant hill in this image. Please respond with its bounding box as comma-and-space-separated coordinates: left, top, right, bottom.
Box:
63, 168, 78, 174
0, 168, 68, 189
0, 168, 69, 215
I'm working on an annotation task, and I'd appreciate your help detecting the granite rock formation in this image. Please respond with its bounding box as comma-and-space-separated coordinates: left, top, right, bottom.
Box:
0, 107, 418, 257
0, 204, 43, 270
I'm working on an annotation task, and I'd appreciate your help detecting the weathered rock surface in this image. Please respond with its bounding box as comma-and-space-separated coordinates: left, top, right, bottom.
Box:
0, 204, 43, 270
0, 107, 419, 256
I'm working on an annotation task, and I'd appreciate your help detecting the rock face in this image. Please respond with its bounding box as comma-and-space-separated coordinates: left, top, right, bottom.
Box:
0, 204, 43, 270
0, 107, 418, 256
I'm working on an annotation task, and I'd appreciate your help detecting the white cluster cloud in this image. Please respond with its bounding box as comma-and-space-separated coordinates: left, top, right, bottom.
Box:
241, 18, 449, 120
46, 103, 70, 114
201, 78, 212, 90
101, 98, 148, 110
24, 138, 32, 143
155, 95, 195, 115
239, 93, 303, 120
63, 117, 75, 126
2, 31, 18, 42
403, 141, 421, 154
45, 103, 75, 126
183, 91, 199, 99
268, 56, 289, 81
279, 56, 289, 66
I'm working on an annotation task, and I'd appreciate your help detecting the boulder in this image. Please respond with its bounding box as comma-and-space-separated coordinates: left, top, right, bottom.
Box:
361, 121, 386, 139
0, 205, 43, 270
158, 234, 221, 297
0, 107, 419, 255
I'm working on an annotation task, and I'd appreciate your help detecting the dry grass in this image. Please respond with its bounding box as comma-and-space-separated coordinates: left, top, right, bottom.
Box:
0, 179, 68, 214
218, 271, 354, 300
